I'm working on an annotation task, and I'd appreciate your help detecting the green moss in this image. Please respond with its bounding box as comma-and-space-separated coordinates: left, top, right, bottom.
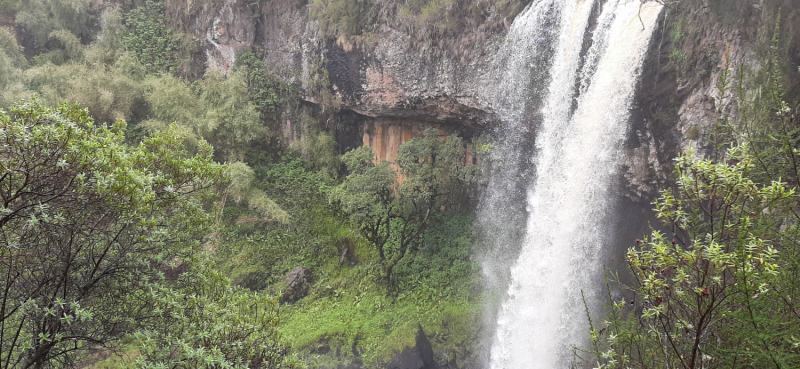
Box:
685, 125, 701, 140
275, 216, 479, 367
308, 0, 526, 44
280, 275, 476, 366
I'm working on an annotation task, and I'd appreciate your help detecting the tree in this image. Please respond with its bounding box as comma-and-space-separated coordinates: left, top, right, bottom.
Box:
225, 161, 290, 225
584, 147, 800, 369
0, 100, 226, 368
234, 51, 292, 122
142, 71, 265, 163
0, 28, 28, 108
120, 0, 181, 74
24, 46, 147, 125
330, 129, 477, 285
330, 145, 396, 271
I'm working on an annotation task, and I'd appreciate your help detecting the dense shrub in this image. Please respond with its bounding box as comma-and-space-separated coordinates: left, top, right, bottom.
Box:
15, 0, 94, 49
121, 0, 184, 74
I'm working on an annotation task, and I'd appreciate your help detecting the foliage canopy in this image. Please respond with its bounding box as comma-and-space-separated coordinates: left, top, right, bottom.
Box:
0, 100, 225, 368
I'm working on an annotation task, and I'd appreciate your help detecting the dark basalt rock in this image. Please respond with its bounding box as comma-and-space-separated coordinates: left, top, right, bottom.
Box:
283, 266, 312, 302
387, 326, 437, 369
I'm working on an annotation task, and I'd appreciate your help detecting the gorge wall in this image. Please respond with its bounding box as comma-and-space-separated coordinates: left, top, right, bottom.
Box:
161, 0, 502, 172
158, 0, 800, 204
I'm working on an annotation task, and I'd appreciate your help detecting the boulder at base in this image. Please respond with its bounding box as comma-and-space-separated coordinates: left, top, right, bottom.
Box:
283, 266, 312, 302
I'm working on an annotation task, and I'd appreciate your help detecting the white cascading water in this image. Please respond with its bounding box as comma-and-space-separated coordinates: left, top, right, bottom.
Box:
485, 0, 663, 368
478, 0, 558, 340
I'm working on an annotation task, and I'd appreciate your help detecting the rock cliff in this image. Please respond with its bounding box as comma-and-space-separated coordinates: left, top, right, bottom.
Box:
621, 0, 799, 202
162, 0, 800, 202
163, 0, 510, 167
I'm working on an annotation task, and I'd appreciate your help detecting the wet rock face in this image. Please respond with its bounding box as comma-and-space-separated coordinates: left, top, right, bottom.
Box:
620, 3, 764, 204
329, 34, 502, 126
166, 0, 257, 73
164, 0, 509, 180
283, 266, 312, 302
167, 0, 504, 127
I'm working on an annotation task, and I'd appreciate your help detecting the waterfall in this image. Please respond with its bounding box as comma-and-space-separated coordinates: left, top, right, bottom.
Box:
478, 0, 558, 352
482, 0, 663, 367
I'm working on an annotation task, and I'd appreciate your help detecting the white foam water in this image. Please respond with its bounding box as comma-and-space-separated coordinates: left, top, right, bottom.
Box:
486, 1, 663, 367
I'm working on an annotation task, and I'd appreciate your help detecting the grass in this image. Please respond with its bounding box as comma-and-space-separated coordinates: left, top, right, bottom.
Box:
279, 262, 477, 366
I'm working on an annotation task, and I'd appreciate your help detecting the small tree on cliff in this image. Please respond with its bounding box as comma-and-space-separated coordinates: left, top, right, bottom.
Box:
330, 129, 477, 286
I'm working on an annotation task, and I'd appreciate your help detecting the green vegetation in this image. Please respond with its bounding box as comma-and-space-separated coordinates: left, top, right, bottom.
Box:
235, 51, 294, 122
0, 0, 17, 15
0, 2, 485, 365
0, 28, 26, 107
120, 0, 183, 74
212, 142, 482, 365
309, 0, 526, 45
214, 197, 480, 366
308, 0, 375, 41
331, 130, 478, 285
9, 1, 799, 368
584, 146, 800, 368
134, 269, 303, 369
15, 0, 94, 48
0, 100, 227, 368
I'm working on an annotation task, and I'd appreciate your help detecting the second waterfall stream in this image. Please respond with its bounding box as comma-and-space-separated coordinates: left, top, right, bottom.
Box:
483, 0, 663, 368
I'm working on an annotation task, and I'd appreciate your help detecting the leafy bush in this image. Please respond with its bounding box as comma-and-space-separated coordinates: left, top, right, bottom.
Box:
24, 48, 147, 124
35, 29, 84, 65
585, 146, 800, 369
0, 0, 17, 15
0, 99, 225, 368
583, 13, 800, 368
226, 161, 290, 225
121, 0, 182, 74
308, 0, 376, 39
235, 51, 293, 121
0, 28, 27, 106
290, 131, 343, 181
135, 268, 303, 369
143, 71, 265, 161
332, 131, 478, 285
393, 214, 477, 297
256, 158, 333, 211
